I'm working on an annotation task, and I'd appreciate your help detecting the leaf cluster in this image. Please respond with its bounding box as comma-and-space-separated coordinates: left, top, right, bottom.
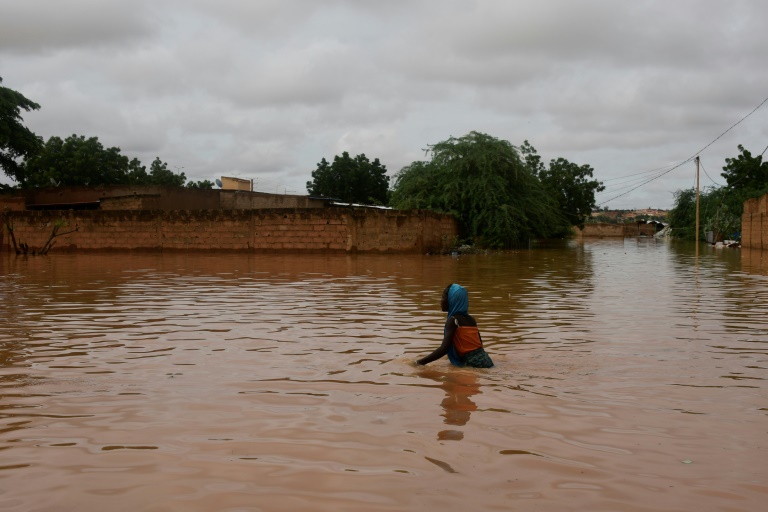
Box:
21, 134, 187, 188
539, 157, 605, 229
306, 152, 389, 205
0, 76, 43, 182
721, 144, 768, 200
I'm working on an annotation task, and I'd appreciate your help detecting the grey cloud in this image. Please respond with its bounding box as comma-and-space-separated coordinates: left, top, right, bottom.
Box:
0, 0, 157, 54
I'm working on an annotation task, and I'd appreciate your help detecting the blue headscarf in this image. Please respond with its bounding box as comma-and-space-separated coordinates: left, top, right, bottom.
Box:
445, 284, 468, 366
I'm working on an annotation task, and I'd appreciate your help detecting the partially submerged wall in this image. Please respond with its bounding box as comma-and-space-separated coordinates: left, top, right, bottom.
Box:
574, 223, 625, 238
742, 193, 768, 250
1, 208, 457, 254
573, 223, 657, 238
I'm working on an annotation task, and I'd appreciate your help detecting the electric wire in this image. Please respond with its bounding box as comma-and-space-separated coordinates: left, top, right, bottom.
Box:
699, 159, 723, 186
596, 93, 768, 206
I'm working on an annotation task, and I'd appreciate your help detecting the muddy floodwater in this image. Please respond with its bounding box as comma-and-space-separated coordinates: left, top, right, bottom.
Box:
1, 240, 767, 511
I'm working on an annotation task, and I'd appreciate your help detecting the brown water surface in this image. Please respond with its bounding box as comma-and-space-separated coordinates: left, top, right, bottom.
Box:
1, 240, 766, 511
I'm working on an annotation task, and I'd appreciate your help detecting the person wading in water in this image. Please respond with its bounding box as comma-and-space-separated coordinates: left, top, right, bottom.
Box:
416, 283, 494, 368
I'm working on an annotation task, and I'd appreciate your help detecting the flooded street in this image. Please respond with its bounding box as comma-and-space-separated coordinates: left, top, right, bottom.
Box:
1, 240, 766, 511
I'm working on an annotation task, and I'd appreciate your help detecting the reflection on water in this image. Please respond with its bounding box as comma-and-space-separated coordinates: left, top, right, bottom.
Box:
417, 369, 481, 441
1, 240, 767, 511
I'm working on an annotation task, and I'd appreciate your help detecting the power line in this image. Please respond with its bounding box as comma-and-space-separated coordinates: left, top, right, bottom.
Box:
597, 93, 768, 206
597, 161, 690, 205
699, 159, 723, 186
599, 162, 680, 183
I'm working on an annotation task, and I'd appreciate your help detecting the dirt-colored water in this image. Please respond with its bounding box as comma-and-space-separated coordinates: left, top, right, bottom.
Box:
1, 240, 766, 511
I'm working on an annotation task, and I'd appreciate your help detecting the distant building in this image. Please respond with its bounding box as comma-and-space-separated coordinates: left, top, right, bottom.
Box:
220, 177, 253, 191
592, 208, 669, 221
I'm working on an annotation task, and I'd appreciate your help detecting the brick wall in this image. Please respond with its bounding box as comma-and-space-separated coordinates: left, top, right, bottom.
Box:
0, 196, 25, 211
100, 195, 161, 210
742, 193, 768, 249
574, 222, 658, 238
573, 223, 625, 238
1, 208, 457, 254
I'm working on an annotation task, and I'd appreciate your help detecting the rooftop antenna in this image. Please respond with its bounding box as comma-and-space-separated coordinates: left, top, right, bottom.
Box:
215, 179, 223, 188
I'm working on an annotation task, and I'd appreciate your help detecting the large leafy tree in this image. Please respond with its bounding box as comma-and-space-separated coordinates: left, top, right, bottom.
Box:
521, 140, 605, 229
539, 157, 605, 229
306, 152, 389, 205
23, 135, 136, 187
721, 144, 768, 199
0, 77, 43, 183
667, 188, 698, 240
146, 157, 186, 187
22, 136, 187, 188
390, 131, 569, 247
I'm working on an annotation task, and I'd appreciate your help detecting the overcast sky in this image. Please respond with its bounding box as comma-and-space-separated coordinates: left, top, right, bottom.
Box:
2, 0, 766, 209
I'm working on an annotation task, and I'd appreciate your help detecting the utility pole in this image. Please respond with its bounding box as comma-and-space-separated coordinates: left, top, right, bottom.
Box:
695, 156, 700, 256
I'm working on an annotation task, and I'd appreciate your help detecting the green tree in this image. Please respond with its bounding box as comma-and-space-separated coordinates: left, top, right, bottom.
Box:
22, 136, 187, 188
0, 77, 43, 183
126, 158, 149, 185
146, 157, 186, 187
23, 134, 134, 187
721, 145, 768, 200
306, 152, 389, 205
186, 179, 214, 189
667, 188, 697, 240
390, 131, 568, 247
668, 187, 741, 241
521, 141, 605, 229
539, 157, 605, 229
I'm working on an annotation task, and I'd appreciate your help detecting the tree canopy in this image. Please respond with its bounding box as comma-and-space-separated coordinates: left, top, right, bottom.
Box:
23, 135, 137, 187
186, 179, 215, 189
306, 152, 389, 205
537, 156, 605, 229
390, 132, 603, 247
20, 134, 188, 188
145, 157, 186, 187
0, 77, 43, 183
721, 144, 768, 198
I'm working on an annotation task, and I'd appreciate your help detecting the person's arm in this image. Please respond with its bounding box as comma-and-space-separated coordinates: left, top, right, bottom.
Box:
417, 317, 457, 365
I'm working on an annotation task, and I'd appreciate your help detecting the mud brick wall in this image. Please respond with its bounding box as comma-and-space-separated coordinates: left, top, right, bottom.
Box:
574, 222, 657, 238
573, 223, 625, 238
347, 209, 457, 252
742, 194, 768, 249
226, 191, 326, 210
0, 196, 26, 211
1, 208, 457, 254
100, 195, 161, 210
